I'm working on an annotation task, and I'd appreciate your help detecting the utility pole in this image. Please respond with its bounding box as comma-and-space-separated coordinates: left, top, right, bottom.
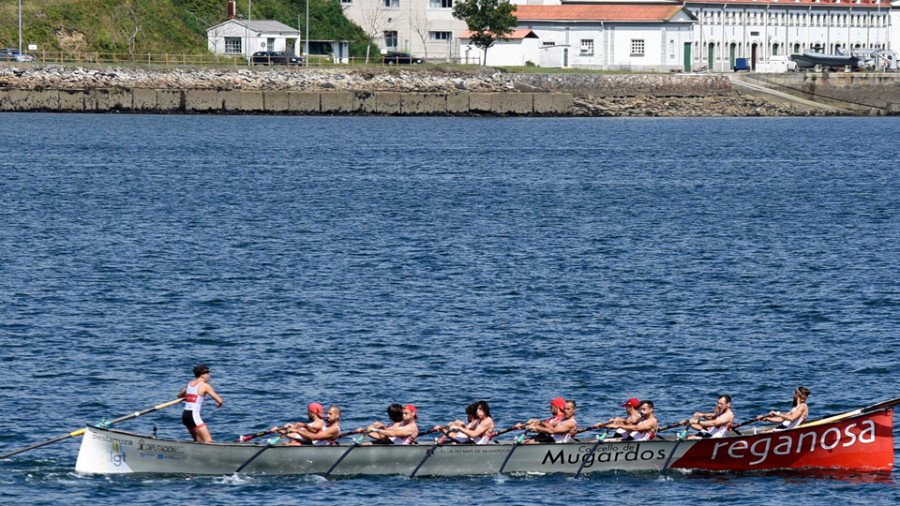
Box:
247, 0, 252, 66
18, 0, 23, 53
306, 0, 310, 67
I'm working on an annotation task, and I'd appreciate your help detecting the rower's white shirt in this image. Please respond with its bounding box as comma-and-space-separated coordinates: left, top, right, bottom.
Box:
312, 422, 339, 445
552, 416, 576, 443
702, 411, 733, 438
780, 404, 807, 430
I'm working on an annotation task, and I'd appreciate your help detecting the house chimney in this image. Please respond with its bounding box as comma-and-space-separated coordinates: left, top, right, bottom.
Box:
228, 1, 236, 20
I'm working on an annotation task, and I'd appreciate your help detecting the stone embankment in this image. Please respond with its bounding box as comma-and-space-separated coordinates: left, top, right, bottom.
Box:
0, 65, 838, 116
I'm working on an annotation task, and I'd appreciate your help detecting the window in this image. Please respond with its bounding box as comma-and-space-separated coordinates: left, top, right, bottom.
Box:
430, 31, 452, 41
224, 37, 242, 54
384, 30, 398, 50
384, 0, 399, 7
542, 41, 556, 47
430, 0, 453, 7
580, 39, 594, 55
630, 39, 645, 55
341, 0, 352, 3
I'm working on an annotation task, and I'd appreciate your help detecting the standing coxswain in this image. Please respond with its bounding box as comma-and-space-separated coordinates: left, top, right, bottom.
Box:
177, 365, 224, 443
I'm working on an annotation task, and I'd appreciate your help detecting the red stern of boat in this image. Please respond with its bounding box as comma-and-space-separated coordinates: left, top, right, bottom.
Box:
671, 409, 895, 472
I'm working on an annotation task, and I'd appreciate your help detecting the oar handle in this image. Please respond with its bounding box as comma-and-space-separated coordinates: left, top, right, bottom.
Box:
236, 428, 278, 442
657, 420, 688, 432
731, 413, 769, 429
337, 428, 365, 439
417, 426, 446, 438
491, 422, 526, 439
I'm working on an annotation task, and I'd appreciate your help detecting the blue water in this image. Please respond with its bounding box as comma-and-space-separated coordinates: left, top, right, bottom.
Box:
1, 114, 898, 504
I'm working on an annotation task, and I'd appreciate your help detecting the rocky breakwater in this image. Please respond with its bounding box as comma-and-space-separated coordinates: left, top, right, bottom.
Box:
0, 65, 834, 116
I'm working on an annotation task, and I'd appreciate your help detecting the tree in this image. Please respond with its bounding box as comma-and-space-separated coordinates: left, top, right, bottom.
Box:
452, 0, 517, 66
353, 1, 390, 64
113, 0, 149, 61
410, 11, 430, 62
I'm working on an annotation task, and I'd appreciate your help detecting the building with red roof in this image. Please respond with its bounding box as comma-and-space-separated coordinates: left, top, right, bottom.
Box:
338, 0, 896, 70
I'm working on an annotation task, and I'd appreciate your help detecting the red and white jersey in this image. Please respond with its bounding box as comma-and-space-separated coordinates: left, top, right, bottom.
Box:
184, 380, 204, 411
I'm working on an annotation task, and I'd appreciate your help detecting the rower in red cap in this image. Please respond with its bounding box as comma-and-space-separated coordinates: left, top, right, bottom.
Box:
366, 404, 419, 445
591, 398, 642, 438
270, 402, 327, 443
513, 397, 578, 443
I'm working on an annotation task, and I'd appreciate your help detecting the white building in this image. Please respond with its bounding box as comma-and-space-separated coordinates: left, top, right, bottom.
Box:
459, 29, 540, 65
682, 0, 892, 71
207, 18, 302, 59
308, 0, 898, 69
512, 4, 697, 70
341, 0, 464, 61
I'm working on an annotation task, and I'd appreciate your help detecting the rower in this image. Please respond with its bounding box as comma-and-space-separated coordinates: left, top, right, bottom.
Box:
445, 400, 495, 445
606, 400, 657, 441
177, 364, 224, 443
285, 406, 342, 445
592, 397, 641, 438
763, 387, 811, 431
270, 402, 327, 442
439, 402, 478, 443
684, 395, 734, 439
366, 404, 419, 445
515, 398, 577, 443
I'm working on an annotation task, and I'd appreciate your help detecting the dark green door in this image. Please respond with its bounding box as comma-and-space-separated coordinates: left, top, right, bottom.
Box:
684, 43, 691, 72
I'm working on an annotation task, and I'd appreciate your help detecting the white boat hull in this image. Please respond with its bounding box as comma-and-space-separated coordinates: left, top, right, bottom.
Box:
75, 425, 688, 476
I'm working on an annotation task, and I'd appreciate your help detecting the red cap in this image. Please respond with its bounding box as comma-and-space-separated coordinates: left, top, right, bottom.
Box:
622, 398, 640, 408
550, 397, 566, 411
404, 404, 417, 415
308, 402, 324, 415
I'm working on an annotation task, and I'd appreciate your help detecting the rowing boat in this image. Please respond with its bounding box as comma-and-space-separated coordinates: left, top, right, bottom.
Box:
74, 403, 894, 476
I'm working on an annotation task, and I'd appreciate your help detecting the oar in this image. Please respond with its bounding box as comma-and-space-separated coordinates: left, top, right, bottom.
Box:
409, 426, 450, 478
659, 422, 691, 476
0, 398, 184, 460
728, 414, 770, 435
656, 420, 688, 434
573, 430, 610, 479
236, 428, 280, 443
575, 423, 607, 435
417, 426, 447, 438
498, 430, 529, 474
490, 423, 524, 439
235, 433, 287, 473
324, 429, 373, 477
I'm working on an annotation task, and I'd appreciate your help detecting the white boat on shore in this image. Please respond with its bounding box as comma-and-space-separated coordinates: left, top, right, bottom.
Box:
74, 399, 896, 476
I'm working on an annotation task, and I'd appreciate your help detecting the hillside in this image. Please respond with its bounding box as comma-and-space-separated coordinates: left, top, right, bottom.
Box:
0, 0, 369, 56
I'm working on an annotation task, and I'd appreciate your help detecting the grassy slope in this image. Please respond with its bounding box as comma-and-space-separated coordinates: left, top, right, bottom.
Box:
0, 0, 369, 55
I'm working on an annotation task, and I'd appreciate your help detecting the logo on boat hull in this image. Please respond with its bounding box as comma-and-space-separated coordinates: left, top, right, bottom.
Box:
543, 443, 666, 469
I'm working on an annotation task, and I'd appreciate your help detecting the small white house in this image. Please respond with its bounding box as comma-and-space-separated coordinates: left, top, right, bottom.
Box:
207, 18, 302, 59
459, 29, 541, 66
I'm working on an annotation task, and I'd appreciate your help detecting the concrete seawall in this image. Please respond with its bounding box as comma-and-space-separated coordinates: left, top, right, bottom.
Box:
0, 89, 574, 115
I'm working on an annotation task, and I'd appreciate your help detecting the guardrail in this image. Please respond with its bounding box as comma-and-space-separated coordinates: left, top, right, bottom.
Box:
5, 51, 481, 68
